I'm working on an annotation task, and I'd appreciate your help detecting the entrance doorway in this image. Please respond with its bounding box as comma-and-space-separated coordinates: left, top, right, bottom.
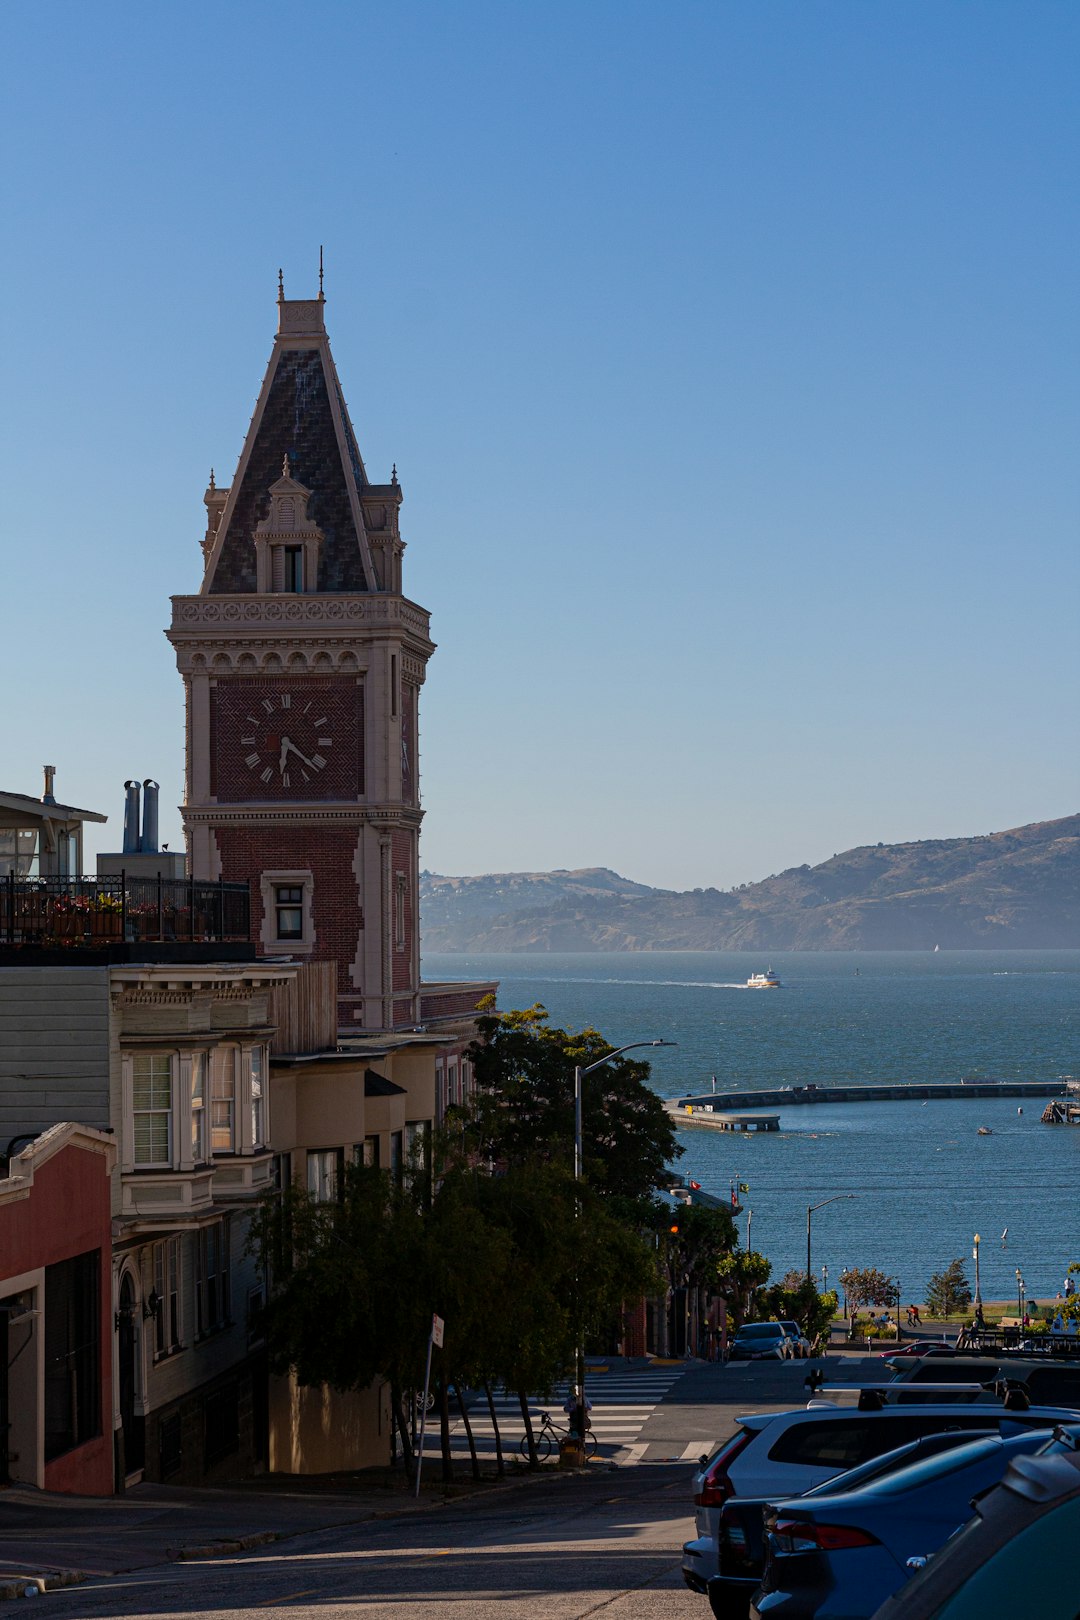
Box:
117, 1274, 144, 1475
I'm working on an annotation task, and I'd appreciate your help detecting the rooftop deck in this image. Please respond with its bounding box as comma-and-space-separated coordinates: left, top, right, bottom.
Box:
0, 873, 251, 953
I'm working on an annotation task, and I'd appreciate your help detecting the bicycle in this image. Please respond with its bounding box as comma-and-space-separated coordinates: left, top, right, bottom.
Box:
519, 1409, 599, 1461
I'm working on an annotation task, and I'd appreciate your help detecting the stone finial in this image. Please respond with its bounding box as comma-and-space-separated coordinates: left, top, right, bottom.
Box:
319, 245, 324, 298
278, 267, 284, 301
391, 463, 399, 486
282, 453, 291, 479
209, 467, 216, 491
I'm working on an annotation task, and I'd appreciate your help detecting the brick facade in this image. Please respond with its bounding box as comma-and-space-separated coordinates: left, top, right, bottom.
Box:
212, 677, 363, 802
215, 825, 364, 999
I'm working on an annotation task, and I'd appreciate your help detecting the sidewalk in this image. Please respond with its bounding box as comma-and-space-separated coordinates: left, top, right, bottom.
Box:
0, 1465, 572, 1598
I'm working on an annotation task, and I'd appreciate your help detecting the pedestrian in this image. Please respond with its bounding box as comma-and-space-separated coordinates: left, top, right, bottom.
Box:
910, 1304, 921, 1326
563, 1392, 593, 1439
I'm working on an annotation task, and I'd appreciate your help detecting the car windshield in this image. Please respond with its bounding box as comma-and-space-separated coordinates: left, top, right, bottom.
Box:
738, 1324, 782, 1338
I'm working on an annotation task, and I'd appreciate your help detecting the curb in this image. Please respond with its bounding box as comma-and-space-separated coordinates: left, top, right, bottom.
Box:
173, 1531, 282, 1561
0, 1571, 89, 1602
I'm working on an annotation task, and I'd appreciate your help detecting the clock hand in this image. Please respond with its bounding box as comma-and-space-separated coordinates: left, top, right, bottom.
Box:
279, 736, 290, 775
282, 737, 317, 771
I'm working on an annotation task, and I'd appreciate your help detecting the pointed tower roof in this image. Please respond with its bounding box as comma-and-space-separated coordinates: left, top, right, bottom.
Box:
201, 279, 377, 594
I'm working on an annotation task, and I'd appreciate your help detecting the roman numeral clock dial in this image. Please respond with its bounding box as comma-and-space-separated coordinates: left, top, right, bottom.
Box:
240, 694, 334, 790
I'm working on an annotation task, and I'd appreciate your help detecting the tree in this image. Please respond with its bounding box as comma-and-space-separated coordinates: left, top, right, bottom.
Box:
467, 1003, 681, 1216
761, 1271, 840, 1351
714, 1250, 772, 1331
840, 1267, 898, 1312
925, 1260, 973, 1319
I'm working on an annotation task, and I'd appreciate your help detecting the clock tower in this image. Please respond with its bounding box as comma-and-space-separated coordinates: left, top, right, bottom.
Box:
168, 282, 431, 1033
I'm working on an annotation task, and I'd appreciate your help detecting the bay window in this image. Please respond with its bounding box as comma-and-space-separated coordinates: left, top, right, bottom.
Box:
211, 1048, 236, 1152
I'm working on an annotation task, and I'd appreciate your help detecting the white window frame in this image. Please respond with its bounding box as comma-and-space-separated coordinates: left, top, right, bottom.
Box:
190, 1051, 208, 1163
153, 1234, 183, 1357
195, 1219, 230, 1338
259, 869, 315, 956
211, 1046, 237, 1154
250, 1046, 266, 1149
133, 1054, 174, 1168
307, 1148, 343, 1203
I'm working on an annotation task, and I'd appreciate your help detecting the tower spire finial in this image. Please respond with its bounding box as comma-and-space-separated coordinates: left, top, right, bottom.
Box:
319, 245, 324, 298
209, 467, 216, 491
282, 452, 291, 479
277, 267, 284, 301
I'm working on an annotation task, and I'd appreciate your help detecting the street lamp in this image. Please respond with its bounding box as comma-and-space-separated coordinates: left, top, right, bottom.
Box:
973, 1233, 982, 1310
807, 1195, 855, 1283
572, 1039, 676, 1438
1016, 1268, 1025, 1322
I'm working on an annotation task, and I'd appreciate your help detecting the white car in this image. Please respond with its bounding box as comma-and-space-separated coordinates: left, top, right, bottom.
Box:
681, 1399, 1080, 1594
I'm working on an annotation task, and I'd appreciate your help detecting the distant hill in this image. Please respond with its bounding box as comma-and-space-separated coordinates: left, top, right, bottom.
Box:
420, 815, 1080, 951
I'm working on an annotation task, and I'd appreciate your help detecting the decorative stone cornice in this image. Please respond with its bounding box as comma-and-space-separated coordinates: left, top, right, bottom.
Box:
170, 593, 432, 638
181, 805, 425, 829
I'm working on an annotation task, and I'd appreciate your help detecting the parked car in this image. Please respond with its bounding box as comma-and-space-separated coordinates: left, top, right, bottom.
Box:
729, 1324, 793, 1362
704, 1430, 1000, 1620
869, 1444, 1080, 1620
779, 1322, 812, 1359
889, 1354, 1080, 1409
879, 1341, 956, 1361
681, 1397, 1080, 1593
749, 1425, 1080, 1620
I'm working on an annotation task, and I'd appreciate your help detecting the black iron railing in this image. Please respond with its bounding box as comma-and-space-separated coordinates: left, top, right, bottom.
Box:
0, 874, 250, 947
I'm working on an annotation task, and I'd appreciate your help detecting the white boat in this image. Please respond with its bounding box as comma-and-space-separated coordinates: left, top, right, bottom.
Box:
977, 1126, 993, 1136
747, 969, 782, 989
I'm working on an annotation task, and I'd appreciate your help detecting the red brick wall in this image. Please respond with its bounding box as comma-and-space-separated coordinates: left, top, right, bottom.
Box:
211, 678, 364, 803
215, 825, 363, 1000
419, 984, 497, 1019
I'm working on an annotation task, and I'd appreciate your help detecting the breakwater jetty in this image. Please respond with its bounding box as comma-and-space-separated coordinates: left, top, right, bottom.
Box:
668, 1078, 1064, 1117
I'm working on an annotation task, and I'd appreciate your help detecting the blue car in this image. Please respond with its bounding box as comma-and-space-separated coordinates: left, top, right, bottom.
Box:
750, 1424, 1080, 1620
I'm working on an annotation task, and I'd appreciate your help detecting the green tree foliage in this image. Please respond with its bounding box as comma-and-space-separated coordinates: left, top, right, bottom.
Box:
714, 1249, 772, 1330
664, 1203, 738, 1289
250, 1147, 662, 1478
467, 1003, 681, 1217
925, 1260, 973, 1319
761, 1270, 840, 1350
841, 1266, 899, 1311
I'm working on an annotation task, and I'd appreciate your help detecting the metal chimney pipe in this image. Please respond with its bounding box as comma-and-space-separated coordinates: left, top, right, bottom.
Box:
42, 766, 56, 804
141, 780, 160, 854
123, 781, 142, 854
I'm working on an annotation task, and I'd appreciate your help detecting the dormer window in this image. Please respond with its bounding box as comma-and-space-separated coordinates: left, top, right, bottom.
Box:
253, 459, 323, 594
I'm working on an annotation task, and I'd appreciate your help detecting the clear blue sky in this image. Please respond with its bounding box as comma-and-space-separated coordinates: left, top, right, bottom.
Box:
3, 1, 1077, 891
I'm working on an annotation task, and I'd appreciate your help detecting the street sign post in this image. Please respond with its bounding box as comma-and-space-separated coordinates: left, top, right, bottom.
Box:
414, 1313, 444, 1498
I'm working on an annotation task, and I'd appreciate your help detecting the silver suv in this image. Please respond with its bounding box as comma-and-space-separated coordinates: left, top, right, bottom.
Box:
681, 1399, 1080, 1593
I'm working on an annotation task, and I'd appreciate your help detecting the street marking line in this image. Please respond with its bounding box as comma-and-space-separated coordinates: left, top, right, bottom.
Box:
613, 1442, 649, 1466
254, 1590, 321, 1606
681, 1441, 713, 1461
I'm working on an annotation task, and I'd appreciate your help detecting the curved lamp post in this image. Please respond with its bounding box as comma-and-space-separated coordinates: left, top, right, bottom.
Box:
572, 1040, 676, 1437
807, 1194, 855, 1284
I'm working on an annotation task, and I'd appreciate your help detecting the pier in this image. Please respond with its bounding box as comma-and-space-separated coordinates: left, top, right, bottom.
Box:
668, 1078, 1064, 1117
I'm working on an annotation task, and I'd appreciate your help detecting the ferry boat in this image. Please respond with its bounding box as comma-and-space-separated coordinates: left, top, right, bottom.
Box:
746, 969, 782, 989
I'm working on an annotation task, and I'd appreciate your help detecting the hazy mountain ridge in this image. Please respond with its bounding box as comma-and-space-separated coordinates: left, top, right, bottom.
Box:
420, 816, 1080, 951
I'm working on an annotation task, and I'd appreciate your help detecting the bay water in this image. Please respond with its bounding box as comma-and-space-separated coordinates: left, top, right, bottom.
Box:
422, 949, 1079, 1302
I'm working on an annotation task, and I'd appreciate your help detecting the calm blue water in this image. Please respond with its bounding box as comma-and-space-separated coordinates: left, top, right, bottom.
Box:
422, 950, 1080, 1301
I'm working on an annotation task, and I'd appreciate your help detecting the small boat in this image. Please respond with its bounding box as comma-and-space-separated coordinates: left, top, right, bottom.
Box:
746, 969, 782, 989
977, 1126, 993, 1136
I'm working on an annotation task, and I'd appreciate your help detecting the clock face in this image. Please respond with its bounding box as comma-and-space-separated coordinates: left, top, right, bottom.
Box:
213, 679, 362, 801
240, 692, 334, 790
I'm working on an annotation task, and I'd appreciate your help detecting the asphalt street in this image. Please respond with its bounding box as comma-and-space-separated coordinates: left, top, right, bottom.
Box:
23, 1357, 875, 1619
